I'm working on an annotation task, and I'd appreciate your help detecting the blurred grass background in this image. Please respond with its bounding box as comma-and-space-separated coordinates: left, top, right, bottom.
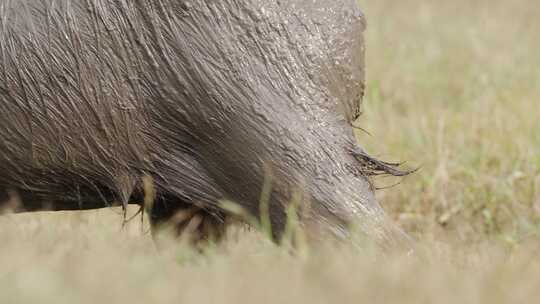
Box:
1, 0, 539, 302
359, 0, 540, 244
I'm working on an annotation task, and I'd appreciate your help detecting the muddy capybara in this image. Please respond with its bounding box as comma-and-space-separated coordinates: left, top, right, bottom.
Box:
0, 0, 410, 248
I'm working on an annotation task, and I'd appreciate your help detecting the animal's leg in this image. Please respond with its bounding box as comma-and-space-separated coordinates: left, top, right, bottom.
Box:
0, 188, 10, 210
148, 194, 227, 245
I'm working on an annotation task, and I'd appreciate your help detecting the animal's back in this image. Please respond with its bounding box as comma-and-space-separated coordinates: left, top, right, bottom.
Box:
0, 0, 152, 203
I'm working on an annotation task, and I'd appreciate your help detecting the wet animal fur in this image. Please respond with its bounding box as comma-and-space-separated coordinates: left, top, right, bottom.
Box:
0, 0, 409, 244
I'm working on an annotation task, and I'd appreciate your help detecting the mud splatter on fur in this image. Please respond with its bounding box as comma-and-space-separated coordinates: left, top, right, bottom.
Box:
0, 0, 410, 248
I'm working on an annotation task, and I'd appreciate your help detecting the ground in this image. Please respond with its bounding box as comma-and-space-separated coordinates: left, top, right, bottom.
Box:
1, 0, 539, 303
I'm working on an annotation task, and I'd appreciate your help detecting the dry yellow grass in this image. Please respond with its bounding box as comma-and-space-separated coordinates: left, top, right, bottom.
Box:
360, 0, 540, 243
1, 0, 539, 303
1, 208, 540, 303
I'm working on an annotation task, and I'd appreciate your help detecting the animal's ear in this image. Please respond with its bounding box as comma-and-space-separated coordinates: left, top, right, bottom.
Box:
325, 5, 367, 125
351, 88, 365, 122
352, 11, 366, 123
340, 83, 365, 123
335, 9, 366, 124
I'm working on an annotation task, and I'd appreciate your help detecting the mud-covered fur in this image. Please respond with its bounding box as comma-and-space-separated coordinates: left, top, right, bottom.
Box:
0, 0, 409, 247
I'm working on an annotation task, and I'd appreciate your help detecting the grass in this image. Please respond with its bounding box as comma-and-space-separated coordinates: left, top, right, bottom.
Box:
359, 0, 540, 244
1, 0, 539, 302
